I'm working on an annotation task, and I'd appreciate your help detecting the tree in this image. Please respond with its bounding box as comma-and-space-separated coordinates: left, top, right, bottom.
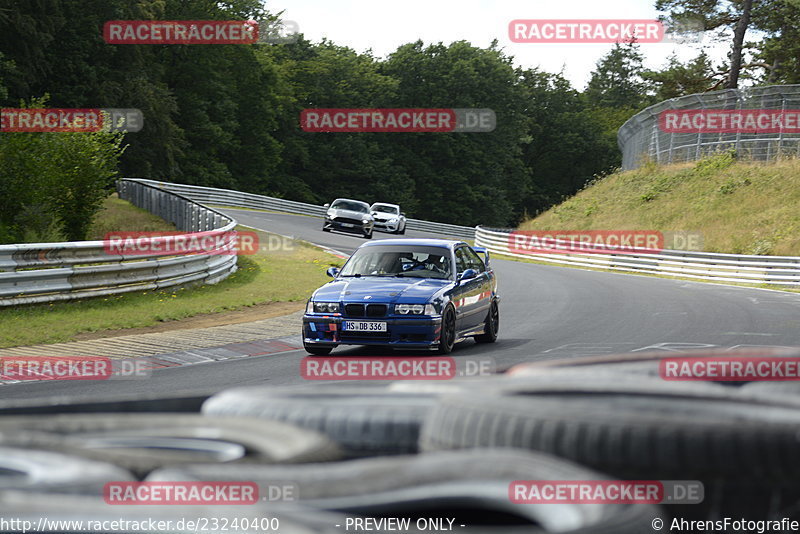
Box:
0, 100, 125, 243
0, 51, 12, 103
380, 40, 529, 226
750, 0, 800, 83
655, 0, 762, 89
515, 69, 619, 210
643, 52, 716, 99
585, 42, 651, 109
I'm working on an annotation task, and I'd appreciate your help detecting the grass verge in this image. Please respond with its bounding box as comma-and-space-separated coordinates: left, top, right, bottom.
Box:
87, 194, 177, 238
519, 153, 800, 256
0, 197, 343, 348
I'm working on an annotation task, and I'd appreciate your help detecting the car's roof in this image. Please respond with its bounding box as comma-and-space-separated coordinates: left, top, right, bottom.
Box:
359, 238, 465, 249
370, 202, 400, 208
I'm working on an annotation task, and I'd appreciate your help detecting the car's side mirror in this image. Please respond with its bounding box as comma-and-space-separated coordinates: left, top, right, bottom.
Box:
323, 203, 330, 207
326, 267, 340, 278
400, 212, 406, 217
457, 268, 478, 283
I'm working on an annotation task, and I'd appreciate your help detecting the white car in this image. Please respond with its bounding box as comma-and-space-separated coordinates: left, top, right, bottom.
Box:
370, 203, 406, 234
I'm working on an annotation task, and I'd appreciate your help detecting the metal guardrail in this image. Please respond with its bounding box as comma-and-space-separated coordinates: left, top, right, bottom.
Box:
128, 178, 477, 240
9, 178, 795, 307
618, 85, 800, 170
0, 180, 238, 306
475, 226, 800, 286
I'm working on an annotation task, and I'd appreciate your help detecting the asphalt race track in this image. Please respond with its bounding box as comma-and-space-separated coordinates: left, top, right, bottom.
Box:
5, 207, 800, 400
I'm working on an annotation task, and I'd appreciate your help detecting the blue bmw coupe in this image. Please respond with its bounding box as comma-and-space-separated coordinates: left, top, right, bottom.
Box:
302, 239, 499, 354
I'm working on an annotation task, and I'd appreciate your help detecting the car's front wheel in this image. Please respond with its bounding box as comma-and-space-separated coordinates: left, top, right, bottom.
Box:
322, 226, 331, 232
475, 300, 499, 343
399, 222, 406, 235
363, 229, 373, 239
438, 305, 457, 354
304, 343, 334, 356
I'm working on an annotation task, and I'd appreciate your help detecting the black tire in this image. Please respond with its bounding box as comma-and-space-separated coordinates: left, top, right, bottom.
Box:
203, 386, 439, 456
399, 224, 406, 235
148, 449, 659, 534
419, 375, 800, 481
437, 305, 456, 354
0, 446, 134, 494
304, 342, 334, 356
738, 380, 800, 399
0, 414, 341, 477
364, 229, 373, 239
322, 226, 331, 232
0, 392, 210, 415
507, 346, 800, 381
474, 299, 499, 343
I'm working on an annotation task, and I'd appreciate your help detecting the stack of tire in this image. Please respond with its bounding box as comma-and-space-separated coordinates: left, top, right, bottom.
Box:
4, 346, 798, 532
199, 347, 800, 530
0, 404, 350, 533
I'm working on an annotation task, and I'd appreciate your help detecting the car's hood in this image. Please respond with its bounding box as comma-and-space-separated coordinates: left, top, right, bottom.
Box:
329, 208, 371, 220
314, 276, 449, 303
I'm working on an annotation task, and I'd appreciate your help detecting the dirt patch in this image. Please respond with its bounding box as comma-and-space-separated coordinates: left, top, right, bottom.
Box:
73, 301, 305, 341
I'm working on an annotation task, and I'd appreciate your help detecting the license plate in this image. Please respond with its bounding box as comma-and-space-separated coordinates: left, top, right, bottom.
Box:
341, 223, 354, 227
343, 321, 387, 332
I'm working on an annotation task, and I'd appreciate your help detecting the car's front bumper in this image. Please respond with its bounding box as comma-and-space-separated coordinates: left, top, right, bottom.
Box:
324, 219, 372, 233
303, 314, 442, 349
373, 220, 400, 231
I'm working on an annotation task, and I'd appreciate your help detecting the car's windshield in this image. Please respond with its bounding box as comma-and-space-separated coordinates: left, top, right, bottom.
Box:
331, 200, 368, 213
372, 205, 399, 214
339, 245, 452, 279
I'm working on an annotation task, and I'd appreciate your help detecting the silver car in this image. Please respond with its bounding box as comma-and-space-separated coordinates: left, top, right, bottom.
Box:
323, 198, 374, 238
370, 202, 406, 234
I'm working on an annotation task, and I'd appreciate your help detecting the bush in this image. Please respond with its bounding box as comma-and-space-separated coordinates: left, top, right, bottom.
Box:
0, 102, 125, 243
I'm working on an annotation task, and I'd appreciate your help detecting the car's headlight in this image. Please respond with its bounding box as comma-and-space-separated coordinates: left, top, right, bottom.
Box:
395, 303, 436, 315
310, 301, 339, 313
362, 218, 369, 224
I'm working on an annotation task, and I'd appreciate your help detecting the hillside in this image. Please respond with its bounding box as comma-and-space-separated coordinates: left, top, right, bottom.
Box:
519, 153, 800, 256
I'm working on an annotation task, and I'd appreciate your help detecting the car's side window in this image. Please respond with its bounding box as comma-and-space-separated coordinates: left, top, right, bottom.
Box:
454, 248, 470, 274
464, 248, 485, 272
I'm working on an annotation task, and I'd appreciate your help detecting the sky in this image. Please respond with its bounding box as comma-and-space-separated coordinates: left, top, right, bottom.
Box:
266, 0, 743, 90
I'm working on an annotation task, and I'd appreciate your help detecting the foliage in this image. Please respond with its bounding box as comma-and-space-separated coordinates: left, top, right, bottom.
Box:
2, 0, 796, 234
0, 97, 125, 242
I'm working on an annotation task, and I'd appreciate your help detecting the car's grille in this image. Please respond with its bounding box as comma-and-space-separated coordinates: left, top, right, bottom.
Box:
333, 217, 363, 225
367, 304, 387, 317
340, 330, 391, 339
344, 303, 387, 317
